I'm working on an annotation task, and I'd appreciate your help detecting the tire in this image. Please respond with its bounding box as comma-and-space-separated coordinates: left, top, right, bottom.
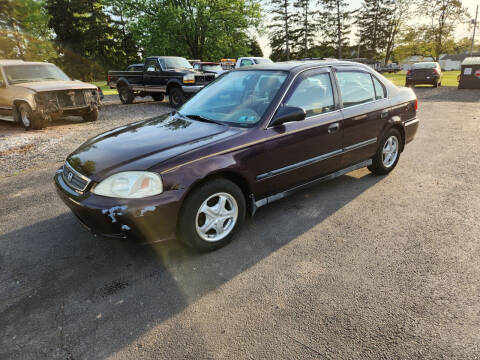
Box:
118, 85, 134, 104
368, 128, 402, 175
151, 93, 164, 102
82, 109, 99, 122
178, 179, 246, 251
168, 87, 186, 108
18, 103, 44, 130
433, 81, 438, 88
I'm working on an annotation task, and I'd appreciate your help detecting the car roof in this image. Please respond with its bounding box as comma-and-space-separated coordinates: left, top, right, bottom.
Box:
233, 60, 373, 73
194, 62, 220, 65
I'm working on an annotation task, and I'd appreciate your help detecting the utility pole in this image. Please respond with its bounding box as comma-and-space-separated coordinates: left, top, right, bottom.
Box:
471, 5, 479, 56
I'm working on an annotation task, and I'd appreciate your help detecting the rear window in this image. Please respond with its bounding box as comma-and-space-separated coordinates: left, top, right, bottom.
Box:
413, 62, 437, 69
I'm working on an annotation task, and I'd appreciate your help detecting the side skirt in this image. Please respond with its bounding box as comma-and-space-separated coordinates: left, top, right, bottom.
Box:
0, 115, 14, 122
252, 159, 372, 213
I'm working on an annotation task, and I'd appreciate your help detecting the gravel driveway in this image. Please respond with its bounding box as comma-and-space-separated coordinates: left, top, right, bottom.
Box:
0, 95, 171, 177
0, 87, 479, 359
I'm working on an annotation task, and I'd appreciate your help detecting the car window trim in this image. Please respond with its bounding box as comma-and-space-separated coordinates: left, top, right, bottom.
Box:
265, 66, 334, 129
282, 69, 338, 120
333, 67, 390, 110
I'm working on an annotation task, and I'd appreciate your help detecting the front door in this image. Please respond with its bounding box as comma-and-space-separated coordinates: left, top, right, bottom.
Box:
334, 68, 390, 167
0, 71, 13, 119
144, 58, 166, 93
259, 68, 344, 195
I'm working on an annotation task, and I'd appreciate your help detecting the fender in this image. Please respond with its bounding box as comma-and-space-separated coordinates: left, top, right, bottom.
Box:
166, 78, 184, 93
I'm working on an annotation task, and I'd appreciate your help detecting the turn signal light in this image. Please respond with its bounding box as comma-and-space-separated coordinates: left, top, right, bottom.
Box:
414, 99, 418, 111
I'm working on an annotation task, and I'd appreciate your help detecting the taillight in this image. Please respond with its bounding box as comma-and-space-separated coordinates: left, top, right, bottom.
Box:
432, 69, 437, 74
107, 74, 111, 82
407, 70, 412, 75
414, 99, 418, 111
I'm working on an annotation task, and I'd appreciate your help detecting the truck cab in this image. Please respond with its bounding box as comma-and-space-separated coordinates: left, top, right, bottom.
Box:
235, 57, 273, 68
108, 56, 215, 108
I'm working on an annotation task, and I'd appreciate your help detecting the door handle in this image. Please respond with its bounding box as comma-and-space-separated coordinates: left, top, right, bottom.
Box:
328, 122, 340, 134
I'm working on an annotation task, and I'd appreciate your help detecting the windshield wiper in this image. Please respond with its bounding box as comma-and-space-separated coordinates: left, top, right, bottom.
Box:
183, 114, 224, 126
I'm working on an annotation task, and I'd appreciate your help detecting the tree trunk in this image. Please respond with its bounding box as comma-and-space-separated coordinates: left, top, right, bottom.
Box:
336, 0, 342, 59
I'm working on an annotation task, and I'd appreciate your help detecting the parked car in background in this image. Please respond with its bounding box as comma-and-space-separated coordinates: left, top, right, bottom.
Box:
378, 63, 401, 73
108, 56, 216, 108
126, 63, 144, 71
220, 58, 236, 70
458, 57, 480, 89
192, 62, 225, 76
405, 62, 443, 87
235, 57, 273, 68
55, 60, 418, 251
0, 60, 101, 130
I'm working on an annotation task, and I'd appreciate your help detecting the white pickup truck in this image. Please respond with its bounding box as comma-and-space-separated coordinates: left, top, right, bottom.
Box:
235, 57, 273, 68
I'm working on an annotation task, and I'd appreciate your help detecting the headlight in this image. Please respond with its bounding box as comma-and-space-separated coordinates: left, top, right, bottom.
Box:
183, 73, 195, 84
92, 171, 163, 198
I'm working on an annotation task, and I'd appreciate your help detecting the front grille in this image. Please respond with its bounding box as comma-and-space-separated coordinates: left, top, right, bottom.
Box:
195, 74, 215, 83
57, 90, 87, 108
62, 162, 90, 191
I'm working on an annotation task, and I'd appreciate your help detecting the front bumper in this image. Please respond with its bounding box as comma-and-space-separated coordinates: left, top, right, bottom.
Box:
182, 85, 205, 93
54, 169, 182, 243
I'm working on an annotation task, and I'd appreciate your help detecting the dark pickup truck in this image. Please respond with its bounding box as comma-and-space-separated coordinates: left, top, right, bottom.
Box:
107, 56, 216, 108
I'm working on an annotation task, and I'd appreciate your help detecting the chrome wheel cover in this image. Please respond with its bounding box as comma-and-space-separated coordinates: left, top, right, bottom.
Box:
20, 108, 30, 127
382, 135, 399, 168
195, 192, 238, 242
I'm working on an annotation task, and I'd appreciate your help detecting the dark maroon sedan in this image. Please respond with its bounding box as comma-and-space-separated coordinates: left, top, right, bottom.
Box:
54, 61, 419, 251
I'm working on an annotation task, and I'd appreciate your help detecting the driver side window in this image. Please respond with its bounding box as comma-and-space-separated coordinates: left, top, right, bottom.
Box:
145, 59, 161, 72
284, 72, 335, 117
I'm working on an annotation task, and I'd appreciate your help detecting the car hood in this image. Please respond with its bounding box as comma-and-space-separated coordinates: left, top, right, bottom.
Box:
67, 112, 237, 180
18, 80, 97, 92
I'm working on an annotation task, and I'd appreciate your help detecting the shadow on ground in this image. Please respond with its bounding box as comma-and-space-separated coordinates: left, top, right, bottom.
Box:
0, 169, 382, 359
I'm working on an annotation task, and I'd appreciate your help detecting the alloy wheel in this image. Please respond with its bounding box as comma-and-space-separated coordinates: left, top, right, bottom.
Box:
195, 192, 238, 242
382, 135, 399, 168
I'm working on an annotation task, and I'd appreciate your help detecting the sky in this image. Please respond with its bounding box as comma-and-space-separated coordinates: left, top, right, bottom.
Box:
257, 0, 479, 57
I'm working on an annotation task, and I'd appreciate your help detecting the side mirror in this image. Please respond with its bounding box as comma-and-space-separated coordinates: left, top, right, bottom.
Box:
146, 67, 155, 72
271, 106, 306, 127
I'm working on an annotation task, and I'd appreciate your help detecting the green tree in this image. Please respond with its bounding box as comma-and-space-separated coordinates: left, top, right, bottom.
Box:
293, 0, 317, 58
319, 0, 353, 59
0, 0, 56, 61
356, 0, 395, 59
247, 38, 264, 57
383, 0, 410, 64
416, 0, 467, 61
127, 0, 261, 61
269, 0, 296, 61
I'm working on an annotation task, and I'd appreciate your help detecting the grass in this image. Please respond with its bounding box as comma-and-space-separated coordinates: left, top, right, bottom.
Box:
383, 70, 460, 87
93, 81, 118, 96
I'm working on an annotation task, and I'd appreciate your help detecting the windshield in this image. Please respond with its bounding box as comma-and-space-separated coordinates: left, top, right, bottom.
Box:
179, 70, 288, 127
164, 57, 192, 70
4, 64, 70, 84
254, 58, 273, 65
203, 65, 223, 72
413, 62, 436, 69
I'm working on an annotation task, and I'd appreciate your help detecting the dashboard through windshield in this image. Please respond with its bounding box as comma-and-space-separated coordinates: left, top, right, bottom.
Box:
179, 70, 288, 127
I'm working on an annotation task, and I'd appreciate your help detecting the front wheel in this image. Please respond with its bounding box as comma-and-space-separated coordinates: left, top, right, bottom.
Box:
178, 179, 246, 251
119, 85, 134, 104
82, 109, 99, 122
18, 103, 44, 130
168, 87, 186, 108
368, 129, 402, 175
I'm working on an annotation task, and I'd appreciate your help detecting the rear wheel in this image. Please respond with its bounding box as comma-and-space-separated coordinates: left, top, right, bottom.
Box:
368, 128, 401, 175
119, 85, 134, 104
151, 93, 164, 102
178, 179, 246, 251
168, 87, 186, 108
433, 81, 438, 88
18, 103, 44, 130
82, 109, 99, 122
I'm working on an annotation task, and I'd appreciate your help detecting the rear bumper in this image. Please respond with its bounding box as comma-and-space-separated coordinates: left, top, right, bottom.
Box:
54, 169, 182, 243
406, 76, 440, 84
404, 118, 419, 144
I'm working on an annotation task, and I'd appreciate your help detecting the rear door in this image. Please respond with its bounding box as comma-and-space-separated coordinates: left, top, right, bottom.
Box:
260, 68, 344, 194
334, 67, 389, 167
